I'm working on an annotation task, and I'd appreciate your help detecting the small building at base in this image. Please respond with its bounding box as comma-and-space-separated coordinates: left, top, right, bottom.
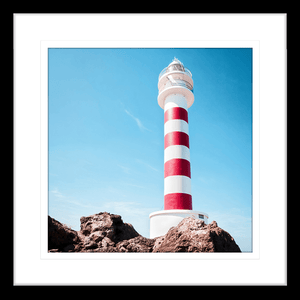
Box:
149, 209, 208, 239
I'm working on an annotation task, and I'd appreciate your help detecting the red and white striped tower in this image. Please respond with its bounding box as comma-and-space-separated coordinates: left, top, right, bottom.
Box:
149, 58, 208, 238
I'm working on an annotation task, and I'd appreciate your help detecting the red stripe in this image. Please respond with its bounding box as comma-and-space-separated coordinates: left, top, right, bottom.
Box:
164, 131, 189, 149
164, 193, 192, 210
164, 158, 191, 178
164, 107, 188, 124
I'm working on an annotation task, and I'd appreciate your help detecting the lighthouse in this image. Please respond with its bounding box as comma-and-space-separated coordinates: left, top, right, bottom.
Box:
149, 58, 208, 238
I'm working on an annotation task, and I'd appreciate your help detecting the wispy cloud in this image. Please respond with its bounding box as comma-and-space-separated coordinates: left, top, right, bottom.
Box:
51, 190, 103, 211
125, 183, 145, 189
63, 199, 102, 210
136, 159, 160, 172
124, 109, 152, 132
117, 164, 131, 174
103, 201, 151, 217
50, 188, 101, 210
50, 188, 65, 198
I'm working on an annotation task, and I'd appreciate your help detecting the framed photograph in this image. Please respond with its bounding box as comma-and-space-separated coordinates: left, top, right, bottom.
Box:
14, 14, 287, 285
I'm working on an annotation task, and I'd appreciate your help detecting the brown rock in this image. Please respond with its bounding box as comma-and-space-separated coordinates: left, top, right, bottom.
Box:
79, 212, 140, 244
152, 218, 241, 252
48, 216, 80, 252
116, 236, 155, 252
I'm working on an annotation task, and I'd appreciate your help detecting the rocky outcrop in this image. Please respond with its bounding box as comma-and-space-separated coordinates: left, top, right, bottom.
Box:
77, 212, 140, 252
152, 218, 241, 252
48, 212, 241, 253
48, 216, 80, 252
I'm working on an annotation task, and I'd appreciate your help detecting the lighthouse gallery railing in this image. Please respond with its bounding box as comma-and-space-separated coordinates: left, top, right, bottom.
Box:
159, 79, 193, 94
159, 66, 192, 81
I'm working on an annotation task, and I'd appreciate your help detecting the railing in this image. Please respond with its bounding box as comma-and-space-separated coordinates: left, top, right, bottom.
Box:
159, 66, 192, 81
159, 79, 193, 94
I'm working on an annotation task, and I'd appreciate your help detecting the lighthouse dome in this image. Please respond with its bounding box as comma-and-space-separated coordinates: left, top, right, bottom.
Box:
169, 57, 183, 66
167, 58, 185, 72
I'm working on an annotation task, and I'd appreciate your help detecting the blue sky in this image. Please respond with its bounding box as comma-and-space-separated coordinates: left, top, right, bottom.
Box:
48, 48, 252, 252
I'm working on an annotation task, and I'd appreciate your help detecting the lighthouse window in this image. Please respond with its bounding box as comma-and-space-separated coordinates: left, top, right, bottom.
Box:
199, 214, 204, 219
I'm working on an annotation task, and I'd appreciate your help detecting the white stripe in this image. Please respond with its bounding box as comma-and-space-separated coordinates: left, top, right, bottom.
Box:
164, 145, 190, 163
164, 119, 189, 136
164, 94, 188, 111
164, 175, 191, 195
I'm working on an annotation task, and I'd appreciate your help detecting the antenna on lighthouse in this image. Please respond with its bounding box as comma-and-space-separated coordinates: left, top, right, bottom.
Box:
172, 57, 182, 65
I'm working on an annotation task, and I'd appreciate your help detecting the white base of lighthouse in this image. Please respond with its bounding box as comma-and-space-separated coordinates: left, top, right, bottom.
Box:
149, 209, 209, 239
